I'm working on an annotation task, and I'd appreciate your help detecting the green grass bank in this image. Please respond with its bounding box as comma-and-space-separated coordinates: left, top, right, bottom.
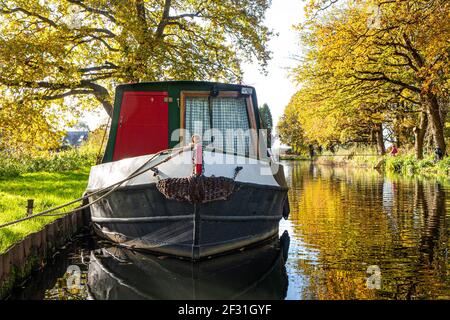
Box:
0, 169, 90, 254
0, 146, 98, 254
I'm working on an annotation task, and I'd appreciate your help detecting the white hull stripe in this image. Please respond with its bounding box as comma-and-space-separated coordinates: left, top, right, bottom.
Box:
91, 215, 281, 223
87, 150, 281, 190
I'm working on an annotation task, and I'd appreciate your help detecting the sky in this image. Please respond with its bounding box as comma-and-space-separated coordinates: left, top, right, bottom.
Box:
83, 0, 306, 131
242, 0, 306, 127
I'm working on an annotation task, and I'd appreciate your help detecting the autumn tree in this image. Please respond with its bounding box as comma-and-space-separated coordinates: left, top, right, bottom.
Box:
259, 103, 273, 145
0, 97, 69, 152
277, 94, 310, 154
0, 0, 272, 151
282, 0, 449, 159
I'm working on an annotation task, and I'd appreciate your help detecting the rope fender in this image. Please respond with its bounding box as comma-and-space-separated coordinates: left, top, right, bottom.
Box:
156, 166, 243, 203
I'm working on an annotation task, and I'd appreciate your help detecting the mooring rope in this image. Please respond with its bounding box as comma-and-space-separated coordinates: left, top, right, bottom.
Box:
0, 146, 187, 230
95, 116, 112, 165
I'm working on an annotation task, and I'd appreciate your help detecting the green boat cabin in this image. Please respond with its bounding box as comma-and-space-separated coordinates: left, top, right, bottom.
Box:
103, 81, 262, 163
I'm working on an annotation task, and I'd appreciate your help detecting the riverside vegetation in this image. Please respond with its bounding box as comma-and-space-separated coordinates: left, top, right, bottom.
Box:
280, 145, 449, 179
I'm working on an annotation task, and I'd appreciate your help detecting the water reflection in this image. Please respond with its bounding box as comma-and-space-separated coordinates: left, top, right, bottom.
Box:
87, 232, 290, 300
284, 161, 450, 300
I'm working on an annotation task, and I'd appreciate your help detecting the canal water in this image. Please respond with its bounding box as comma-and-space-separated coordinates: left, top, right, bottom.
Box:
9, 161, 450, 300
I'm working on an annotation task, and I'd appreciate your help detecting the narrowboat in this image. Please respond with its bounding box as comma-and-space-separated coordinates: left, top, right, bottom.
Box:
86, 81, 289, 260
87, 231, 290, 300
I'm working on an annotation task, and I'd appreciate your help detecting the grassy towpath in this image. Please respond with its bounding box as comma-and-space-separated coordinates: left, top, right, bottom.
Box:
0, 169, 89, 253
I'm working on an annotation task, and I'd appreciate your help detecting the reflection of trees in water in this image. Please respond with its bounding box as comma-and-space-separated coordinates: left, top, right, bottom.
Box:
417, 182, 446, 265
285, 162, 305, 211
380, 179, 448, 299
406, 181, 447, 299
285, 162, 449, 299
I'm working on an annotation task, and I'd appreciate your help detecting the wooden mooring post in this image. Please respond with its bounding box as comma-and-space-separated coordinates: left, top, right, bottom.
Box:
27, 199, 34, 216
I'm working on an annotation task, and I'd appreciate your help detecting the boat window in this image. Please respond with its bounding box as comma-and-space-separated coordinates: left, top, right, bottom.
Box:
185, 96, 252, 156
211, 97, 250, 155
185, 96, 211, 146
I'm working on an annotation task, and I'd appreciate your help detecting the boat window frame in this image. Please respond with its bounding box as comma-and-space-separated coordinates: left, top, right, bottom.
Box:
180, 90, 259, 158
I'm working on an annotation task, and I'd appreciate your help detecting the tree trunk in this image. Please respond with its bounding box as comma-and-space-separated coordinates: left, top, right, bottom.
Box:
425, 93, 446, 154
394, 113, 402, 148
370, 129, 377, 146
413, 111, 428, 160
87, 82, 113, 117
375, 123, 385, 155
100, 100, 113, 118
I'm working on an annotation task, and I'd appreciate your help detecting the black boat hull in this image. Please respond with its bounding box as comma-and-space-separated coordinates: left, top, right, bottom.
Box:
89, 181, 288, 260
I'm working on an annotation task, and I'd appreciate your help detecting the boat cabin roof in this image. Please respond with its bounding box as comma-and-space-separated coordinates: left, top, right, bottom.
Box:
103, 81, 262, 163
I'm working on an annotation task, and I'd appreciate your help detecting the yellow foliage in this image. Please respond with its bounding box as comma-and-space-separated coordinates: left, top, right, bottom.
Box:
280, 0, 449, 150
0, 0, 273, 151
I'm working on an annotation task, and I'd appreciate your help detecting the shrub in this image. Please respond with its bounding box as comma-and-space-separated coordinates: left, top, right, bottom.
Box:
25, 149, 96, 172
0, 126, 106, 178
385, 153, 449, 177
0, 148, 97, 178
385, 156, 403, 173
417, 156, 434, 169
436, 157, 450, 175
0, 155, 24, 178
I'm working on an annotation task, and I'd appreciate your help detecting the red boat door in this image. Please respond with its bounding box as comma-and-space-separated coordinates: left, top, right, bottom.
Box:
113, 91, 169, 161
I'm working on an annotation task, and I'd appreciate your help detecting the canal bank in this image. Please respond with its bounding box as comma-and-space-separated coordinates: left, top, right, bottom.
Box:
0, 168, 92, 299
0, 208, 91, 299
281, 154, 450, 179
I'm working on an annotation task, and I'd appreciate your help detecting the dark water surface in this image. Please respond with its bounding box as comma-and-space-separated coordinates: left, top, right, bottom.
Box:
10, 161, 450, 300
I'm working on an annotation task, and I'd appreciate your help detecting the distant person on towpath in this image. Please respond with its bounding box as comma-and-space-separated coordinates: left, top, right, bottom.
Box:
390, 145, 398, 156
434, 146, 443, 162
